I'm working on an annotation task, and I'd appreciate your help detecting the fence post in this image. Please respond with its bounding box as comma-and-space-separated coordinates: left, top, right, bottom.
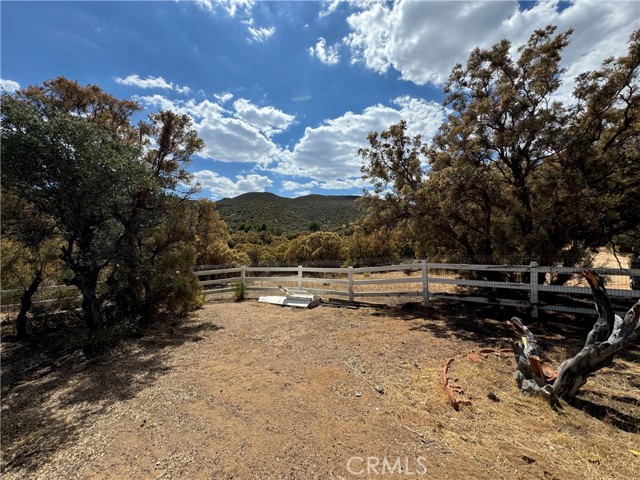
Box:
297, 265, 303, 289
421, 259, 429, 307
241, 265, 246, 288
348, 266, 354, 302
529, 262, 539, 319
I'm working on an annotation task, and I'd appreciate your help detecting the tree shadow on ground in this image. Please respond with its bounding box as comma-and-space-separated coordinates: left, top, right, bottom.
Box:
568, 395, 640, 434
371, 300, 592, 352
376, 299, 640, 361
376, 299, 640, 434
0, 311, 223, 476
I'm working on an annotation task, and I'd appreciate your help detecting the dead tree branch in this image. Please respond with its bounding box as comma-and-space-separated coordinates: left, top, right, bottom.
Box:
509, 270, 640, 403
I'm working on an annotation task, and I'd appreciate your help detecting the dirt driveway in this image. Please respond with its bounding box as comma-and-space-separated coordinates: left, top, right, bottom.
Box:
2, 297, 639, 479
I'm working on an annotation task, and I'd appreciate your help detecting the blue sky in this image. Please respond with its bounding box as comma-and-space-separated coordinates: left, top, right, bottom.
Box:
1, 1, 638, 199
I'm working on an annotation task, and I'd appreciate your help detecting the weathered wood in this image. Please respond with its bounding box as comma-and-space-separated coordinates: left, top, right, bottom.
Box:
194, 260, 639, 315
509, 270, 640, 403
508, 316, 556, 396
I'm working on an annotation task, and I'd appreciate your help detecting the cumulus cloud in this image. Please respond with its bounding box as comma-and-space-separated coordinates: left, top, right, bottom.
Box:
115, 74, 173, 89
247, 25, 276, 43
194, 170, 273, 199
115, 74, 193, 95
197, 118, 280, 165
271, 97, 444, 183
214, 91, 234, 103
344, 0, 639, 95
233, 98, 295, 137
291, 190, 312, 197
282, 182, 317, 197
134, 94, 294, 165
192, 0, 273, 45
282, 180, 319, 191
319, 0, 343, 18
0, 79, 20, 93
135, 94, 439, 192
319, 178, 368, 190
194, 0, 255, 17
308, 37, 341, 65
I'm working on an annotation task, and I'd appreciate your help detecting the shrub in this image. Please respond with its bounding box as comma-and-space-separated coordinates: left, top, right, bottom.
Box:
234, 281, 246, 301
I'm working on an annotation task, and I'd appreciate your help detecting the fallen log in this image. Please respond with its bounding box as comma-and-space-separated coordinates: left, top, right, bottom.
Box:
509, 270, 640, 403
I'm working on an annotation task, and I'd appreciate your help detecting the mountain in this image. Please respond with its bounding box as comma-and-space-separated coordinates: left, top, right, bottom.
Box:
215, 192, 362, 234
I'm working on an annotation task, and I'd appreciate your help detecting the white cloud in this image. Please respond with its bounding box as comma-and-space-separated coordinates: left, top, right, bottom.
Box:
136, 94, 435, 193
247, 25, 276, 43
194, 0, 255, 17
319, 178, 367, 190
115, 74, 173, 89
194, 170, 272, 199
232, 98, 295, 137
308, 37, 341, 65
292, 92, 312, 102
271, 97, 444, 183
222, 0, 255, 17
134, 94, 294, 165
197, 117, 280, 164
115, 74, 194, 95
282, 180, 319, 191
0, 79, 20, 93
134, 93, 185, 113
344, 0, 639, 96
192, 0, 272, 45
319, 0, 343, 18
193, 0, 214, 11
214, 91, 234, 103
291, 190, 312, 197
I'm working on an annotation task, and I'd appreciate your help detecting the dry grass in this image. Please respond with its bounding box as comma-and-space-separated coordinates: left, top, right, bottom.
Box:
1, 298, 639, 479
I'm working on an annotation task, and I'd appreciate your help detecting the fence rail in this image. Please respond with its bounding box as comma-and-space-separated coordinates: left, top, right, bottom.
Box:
3, 261, 637, 319
195, 260, 640, 318
1, 286, 83, 311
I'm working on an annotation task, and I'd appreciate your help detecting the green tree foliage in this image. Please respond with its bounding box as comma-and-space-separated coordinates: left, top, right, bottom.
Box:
358, 27, 640, 266
138, 198, 204, 316
109, 109, 205, 321
563, 30, 640, 249
357, 120, 428, 259
193, 199, 237, 266
0, 192, 65, 336
308, 221, 321, 232
342, 226, 402, 264
227, 227, 291, 266
2, 94, 144, 328
283, 232, 344, 263
1, 77, 211, 332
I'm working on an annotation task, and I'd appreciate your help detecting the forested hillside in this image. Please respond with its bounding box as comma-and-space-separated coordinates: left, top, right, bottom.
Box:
215, 192, 362, 234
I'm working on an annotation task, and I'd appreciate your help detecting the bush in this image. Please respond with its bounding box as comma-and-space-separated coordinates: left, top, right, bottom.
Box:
146, 244, 204, 316
234, 281, 246, 301
283, 232, 343, 263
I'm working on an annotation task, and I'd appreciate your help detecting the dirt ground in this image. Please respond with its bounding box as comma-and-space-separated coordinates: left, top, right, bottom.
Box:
2, 296, 639, 480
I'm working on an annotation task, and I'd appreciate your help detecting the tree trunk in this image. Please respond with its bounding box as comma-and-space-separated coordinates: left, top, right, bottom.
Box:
60, 237, 103, 329
16, 270, 43, 338
80, 288, 104, 330
509, 270, 640, 403
68, 268, 103, 330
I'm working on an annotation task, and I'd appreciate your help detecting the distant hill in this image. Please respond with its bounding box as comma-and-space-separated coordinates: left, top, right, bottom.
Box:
215, 192, 362, 234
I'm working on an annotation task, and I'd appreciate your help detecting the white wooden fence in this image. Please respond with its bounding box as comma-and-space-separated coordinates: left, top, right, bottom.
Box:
3, 261, 637, 318
195, 260, 640, 318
